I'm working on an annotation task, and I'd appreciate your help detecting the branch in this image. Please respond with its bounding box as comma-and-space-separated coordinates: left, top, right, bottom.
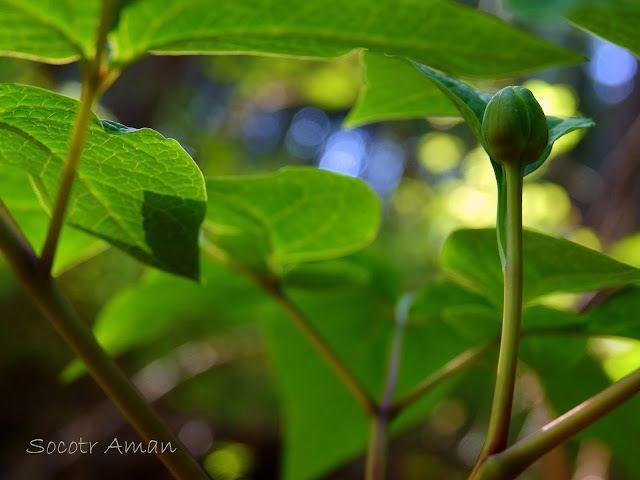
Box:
471, 367, 640, 480
0, 205, 209, 479
38, 0, 115, 275
388, 337, 498, 419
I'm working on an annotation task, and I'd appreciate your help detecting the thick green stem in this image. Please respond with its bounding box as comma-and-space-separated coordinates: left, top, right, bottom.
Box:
38, 0, 114, 275
477, 163, 524, 462
471, 367, 640, 480
0, 206, 209, 480
200, 239, 377, 417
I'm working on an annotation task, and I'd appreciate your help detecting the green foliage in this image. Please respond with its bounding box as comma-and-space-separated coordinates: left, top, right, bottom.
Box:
204, 168, 381, 276
410, 65, 594, 264
1, 2, 639, 480
0, 0, 101, 63
0, 164, 104, 275
442, 229, 640, 305
109, 0, 582, 75
568, 1, 640, 58
0, 84, 206, 278
61, 259, 270, 381
345, 52, 458, 127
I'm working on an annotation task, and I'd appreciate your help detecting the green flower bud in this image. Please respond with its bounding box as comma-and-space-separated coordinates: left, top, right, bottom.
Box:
481, 86, 548, 167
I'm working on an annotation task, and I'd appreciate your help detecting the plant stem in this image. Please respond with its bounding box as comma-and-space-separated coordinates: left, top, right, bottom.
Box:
366, 415, 388, 480
389, 337, 498, 419
366, 295, 411, 479
38, 0, 114, 276
471, 367, 640, 480
200, 239, 377, 417
0, 206, 209, 480
476, 163, 524, 462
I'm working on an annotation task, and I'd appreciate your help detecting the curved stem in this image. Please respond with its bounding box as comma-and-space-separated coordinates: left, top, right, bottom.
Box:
476, 163, 524, 463
389, 337, 498, 419
38, 0, 115, 275
200, 239, 377, 417
366, 295, 411, 479
471, 367, 640, 480
0, 206, 209, 480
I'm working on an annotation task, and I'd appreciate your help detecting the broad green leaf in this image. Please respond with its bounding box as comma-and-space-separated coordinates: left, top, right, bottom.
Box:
62, 260, 270, 381
204, 167, 381, 276
344, 52, 458, 128
0, 163, 105, 275
0, 84, 206, 279
442, 228, 640, 305
568, 0, 640, 58
111, 0, 583, 76
265, 254, 398, 480
0, 0, 101, 63
521, 336, 640, 479
267, 268, 499, 480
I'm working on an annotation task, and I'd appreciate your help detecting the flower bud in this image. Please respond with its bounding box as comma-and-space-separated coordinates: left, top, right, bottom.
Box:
481, 86, 548, 167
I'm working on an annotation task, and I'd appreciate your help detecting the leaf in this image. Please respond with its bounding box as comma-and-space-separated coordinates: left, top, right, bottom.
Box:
0, 0, 101, 63
0, 84, 206, 279
568, 0, 640, 58
204, 167, 381, 276
62, 259, 269, 381
267, 269, 496, 480
442, 228, 640, 305
265, 254, 398, 480
111, 0, 583, 76
0, 163, 105, 275
344, 52, 458, 128
521, 336, 640, 479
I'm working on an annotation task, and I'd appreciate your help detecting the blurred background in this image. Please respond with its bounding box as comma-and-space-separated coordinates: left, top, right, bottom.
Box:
1, 1, 640, 479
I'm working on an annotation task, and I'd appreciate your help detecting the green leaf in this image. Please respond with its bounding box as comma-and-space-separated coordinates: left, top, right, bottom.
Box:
568, 0, 640, 58
442, 228, 640, 305
204, 167, 381, 276
344, 52, 459, 128
265, 254, 398, 480
521, 336, 640, 479
62, 260, 269, 381
0, 163, 105, 275
267, 268, 496, 480
111, 0, 583, 76
0, 0, 101, 63
0, 84, 206, 279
